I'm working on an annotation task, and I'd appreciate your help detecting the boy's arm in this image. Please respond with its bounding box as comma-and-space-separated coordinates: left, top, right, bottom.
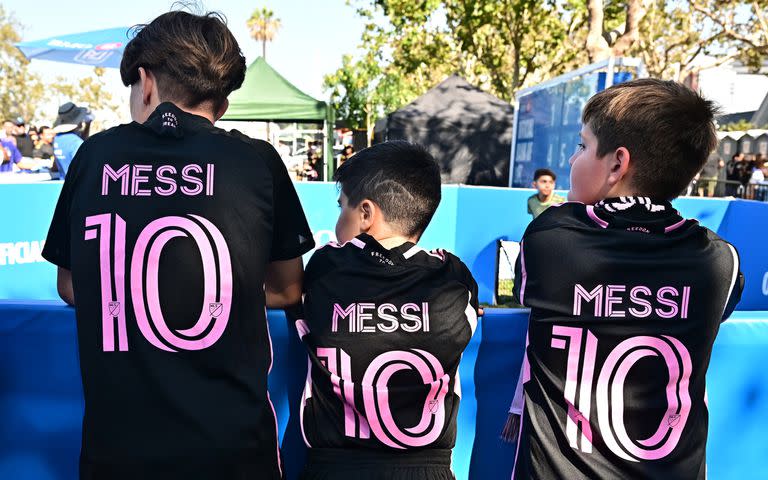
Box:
512, 238, 529, 307
57, 267, 74, 306
265, 257, 304, 308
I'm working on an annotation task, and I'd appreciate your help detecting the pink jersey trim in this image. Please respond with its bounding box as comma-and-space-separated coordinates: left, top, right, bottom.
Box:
664, 218, 687, 233
299, 357, 313, 448
586, 205, 609, 228
267, 392, 283, 477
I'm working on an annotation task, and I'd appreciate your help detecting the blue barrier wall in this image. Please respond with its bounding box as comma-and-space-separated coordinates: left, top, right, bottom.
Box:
0, 182, 766, 308
1, 303, 766, 479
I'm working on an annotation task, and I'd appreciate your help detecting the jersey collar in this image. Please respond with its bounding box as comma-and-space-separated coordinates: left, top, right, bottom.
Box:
140, 102, 212, 138
356, 233, 417, 262
590, 196, 690, 234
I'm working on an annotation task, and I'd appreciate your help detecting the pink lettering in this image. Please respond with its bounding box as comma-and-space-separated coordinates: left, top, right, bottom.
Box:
605, 285, 626, 318
102, 164, 129, 196
131, 165, 152, 196
332, 303, 356, 333
655, 287, 679, 319
181, 164, 204, 196
155, 165, 177, 196
628, 286, 653, 317
573, 284, 603, 316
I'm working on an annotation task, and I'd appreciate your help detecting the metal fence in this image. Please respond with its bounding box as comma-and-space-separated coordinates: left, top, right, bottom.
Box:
688, 178, 768, 201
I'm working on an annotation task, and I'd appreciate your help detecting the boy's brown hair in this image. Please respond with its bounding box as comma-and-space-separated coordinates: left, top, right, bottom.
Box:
120, 11, 246, 112
582, 78, 718, 200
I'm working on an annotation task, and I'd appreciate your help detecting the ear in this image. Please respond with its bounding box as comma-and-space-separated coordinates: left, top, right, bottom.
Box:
358, 199, 376, 232
138, 67, 154, 106
531, 181, 536, 188
606, 146, 631, 188
214, 98, 229, 122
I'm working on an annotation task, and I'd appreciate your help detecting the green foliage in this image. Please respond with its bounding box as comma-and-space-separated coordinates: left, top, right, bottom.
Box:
721, 120, 756, 131
247, 7, 281, 58
325, 0, 768, 135
0, 5, 45, 122
50, 67, 119, 118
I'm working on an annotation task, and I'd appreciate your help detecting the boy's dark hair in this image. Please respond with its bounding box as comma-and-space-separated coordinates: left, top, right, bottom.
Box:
533, 168, 556, 181
120, 11, 246, 111
333, 141, 441, 238
582, 78, 719, 200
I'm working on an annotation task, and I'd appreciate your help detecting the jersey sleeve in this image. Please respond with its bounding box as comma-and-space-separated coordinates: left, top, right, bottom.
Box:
41, 146, 84, 270
302, 245, 334, 293
721, 242, 744, 322
263, 142, 316, 261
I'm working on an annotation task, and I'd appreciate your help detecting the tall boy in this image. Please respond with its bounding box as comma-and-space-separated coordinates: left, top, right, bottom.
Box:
296, 141, 479, 480
508, 79, 743, 479
42, 11, 313, 479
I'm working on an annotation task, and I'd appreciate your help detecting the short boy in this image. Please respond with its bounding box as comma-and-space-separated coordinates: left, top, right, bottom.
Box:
527, 168, 566, 219
296, 141, 479, 480
508, 79, 743, 479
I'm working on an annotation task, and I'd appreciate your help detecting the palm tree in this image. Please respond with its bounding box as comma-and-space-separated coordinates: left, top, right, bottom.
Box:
247, 7, 281, 60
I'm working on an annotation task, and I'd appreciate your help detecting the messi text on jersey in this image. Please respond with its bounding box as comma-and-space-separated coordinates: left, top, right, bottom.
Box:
332, 302, 431, 333
573, 284, 691, 319
101, 163, 215, 197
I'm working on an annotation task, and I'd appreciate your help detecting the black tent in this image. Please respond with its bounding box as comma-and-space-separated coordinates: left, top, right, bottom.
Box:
375, 75, 514, 186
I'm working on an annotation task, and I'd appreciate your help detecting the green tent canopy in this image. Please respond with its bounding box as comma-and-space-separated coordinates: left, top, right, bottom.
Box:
222, 57, 334, 178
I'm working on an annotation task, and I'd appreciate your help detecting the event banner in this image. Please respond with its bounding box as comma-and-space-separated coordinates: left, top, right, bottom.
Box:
0, 182, 766, 309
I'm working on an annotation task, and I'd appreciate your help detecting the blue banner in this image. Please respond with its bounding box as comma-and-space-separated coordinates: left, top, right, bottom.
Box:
0, 181, 765, 309
1, 303, 766, 480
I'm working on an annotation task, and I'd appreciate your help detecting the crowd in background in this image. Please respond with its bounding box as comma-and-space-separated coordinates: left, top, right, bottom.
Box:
691, 151, 768, 200
0, 102, 92, 179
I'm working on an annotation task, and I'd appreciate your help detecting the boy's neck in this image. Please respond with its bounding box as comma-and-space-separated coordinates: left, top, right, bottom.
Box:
537, 192, 553, 202
377, 235, 416, 250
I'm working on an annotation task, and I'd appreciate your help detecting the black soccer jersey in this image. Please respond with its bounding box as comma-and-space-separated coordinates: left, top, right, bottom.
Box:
297, 234, 479, 455
510, 197, 743, 479
42, 103, 315, 479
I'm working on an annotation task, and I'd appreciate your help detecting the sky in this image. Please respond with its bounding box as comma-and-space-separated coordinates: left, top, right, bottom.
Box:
5, 0, 367, 123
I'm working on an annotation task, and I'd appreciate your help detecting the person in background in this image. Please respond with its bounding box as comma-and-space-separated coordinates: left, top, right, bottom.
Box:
527, 168, 566, 219
698, 151, 721, 197
725, 152, 746, 197
52, 102, 92, 178
749, 154, 767, 201
33, 126, 55, 161
12, 117, 34, 157
338, 144, 355, 167
0, 135, 22, 173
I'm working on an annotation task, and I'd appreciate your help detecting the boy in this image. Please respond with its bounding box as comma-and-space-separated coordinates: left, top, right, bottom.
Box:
42, 11, 313, 480
506, 79, 743, 479
295, 141, 479, 480
527, 168, 565, 219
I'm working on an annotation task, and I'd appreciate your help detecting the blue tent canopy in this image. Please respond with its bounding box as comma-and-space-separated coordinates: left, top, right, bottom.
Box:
15, 27, 131, 68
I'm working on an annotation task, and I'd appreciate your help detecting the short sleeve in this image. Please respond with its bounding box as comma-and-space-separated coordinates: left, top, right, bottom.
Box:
721, 243, 744, 322
41, 153, 81, 270
265, 143, 315, 261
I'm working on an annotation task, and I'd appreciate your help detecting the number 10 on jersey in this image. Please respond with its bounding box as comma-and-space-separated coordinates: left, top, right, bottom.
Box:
85, 213, 233, 353
551, 325, 693, 462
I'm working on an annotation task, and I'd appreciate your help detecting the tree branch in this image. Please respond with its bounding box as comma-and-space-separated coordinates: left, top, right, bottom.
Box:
586, 0, 608, 61
611, 0, 646, 55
